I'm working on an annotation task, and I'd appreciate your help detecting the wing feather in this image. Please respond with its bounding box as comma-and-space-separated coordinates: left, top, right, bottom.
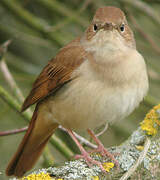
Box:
21, 38, 86, 112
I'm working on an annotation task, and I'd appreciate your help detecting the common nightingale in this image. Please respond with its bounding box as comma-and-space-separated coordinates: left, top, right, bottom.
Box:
6, 6, 148, 177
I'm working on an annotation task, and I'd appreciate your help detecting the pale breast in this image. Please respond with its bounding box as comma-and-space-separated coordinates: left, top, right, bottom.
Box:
41, 50, 148, 130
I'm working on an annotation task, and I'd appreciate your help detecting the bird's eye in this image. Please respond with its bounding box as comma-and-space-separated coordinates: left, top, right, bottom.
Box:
120, 24, 125, 32
93, 24, 98, 32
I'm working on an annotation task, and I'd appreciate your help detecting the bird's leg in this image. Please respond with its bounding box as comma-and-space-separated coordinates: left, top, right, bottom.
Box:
87, 129, 119, 167
67, 129, 107, 172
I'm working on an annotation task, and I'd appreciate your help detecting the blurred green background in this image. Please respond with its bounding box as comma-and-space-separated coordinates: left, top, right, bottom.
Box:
0, 0, 160, 179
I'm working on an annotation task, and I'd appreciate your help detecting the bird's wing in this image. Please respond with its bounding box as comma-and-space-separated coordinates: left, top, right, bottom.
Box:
21, 38, 87, 112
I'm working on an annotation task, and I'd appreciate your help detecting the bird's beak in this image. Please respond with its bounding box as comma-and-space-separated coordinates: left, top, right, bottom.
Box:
103, 22, 113, 31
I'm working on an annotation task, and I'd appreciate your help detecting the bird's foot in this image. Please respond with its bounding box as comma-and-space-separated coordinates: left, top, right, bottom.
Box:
75, 151, 107, 173
87, 129, 119, 167
89, 145, 119, 167
67, 129, 115, 173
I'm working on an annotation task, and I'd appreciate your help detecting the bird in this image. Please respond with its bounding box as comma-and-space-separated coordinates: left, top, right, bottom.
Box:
6, 6, 148, 177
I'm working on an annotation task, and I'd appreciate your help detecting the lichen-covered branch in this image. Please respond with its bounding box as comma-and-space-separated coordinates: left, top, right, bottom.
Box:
11, 104, 160, 180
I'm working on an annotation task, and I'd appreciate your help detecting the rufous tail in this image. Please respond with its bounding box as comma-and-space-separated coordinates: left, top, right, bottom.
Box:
6, 105, 58, 177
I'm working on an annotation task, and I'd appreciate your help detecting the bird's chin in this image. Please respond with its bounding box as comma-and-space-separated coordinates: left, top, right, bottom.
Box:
81, 30, 129, 62
88, 31, 123, 49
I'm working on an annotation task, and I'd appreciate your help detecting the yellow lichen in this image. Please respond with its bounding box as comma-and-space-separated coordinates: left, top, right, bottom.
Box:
141, 104, 160, 136
92, 176, 99, 180
136, 145, 144, 151
20, 172, 51, 180
102, 162, 114, 172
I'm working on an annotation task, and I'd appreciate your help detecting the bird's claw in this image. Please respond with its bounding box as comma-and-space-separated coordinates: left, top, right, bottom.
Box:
74, 152, 107, 173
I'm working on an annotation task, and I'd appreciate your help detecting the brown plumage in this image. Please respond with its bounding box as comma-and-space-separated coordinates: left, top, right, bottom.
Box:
21, 38, 86, 112
6, 105, 59, 177
6, 6, 148, 177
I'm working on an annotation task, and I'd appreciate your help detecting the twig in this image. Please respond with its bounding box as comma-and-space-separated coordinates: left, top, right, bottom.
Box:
0, 127, 27, 136
120, 137, 151, 180
0, 85, 30, 121
0, 40, 11, 57
0, 40, 24, 102
0, 41, 32, 112
0, 124, 98, 149
0, 60, 25, 102
59, 126, 97, 149
128, 13, 160, 55
96, 123, 108, 137
122, 0, 160, 26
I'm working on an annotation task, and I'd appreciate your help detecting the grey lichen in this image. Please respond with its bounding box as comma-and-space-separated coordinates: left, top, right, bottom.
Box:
118, 149, 139, 171
130, 128, 146, 145
10, 128, 160, 180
